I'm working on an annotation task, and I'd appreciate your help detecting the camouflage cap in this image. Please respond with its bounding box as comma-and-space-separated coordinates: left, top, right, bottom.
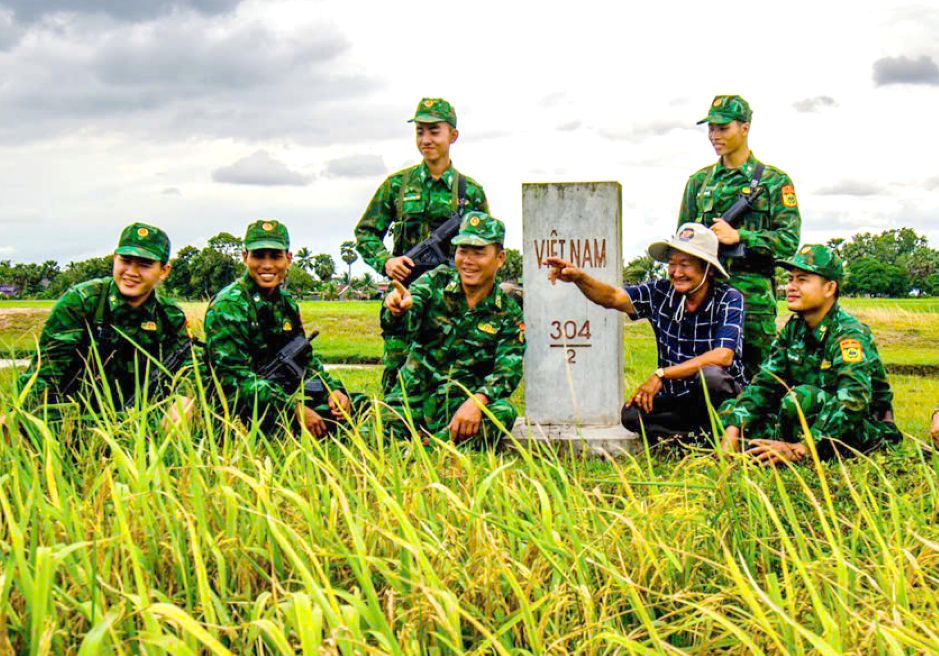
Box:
408, 97, 457, 128
778, 244, 844, 281
115, 222, 171, 263
451, 211, 505, 247
244, 219, 290, 251
697, 95, 753, 125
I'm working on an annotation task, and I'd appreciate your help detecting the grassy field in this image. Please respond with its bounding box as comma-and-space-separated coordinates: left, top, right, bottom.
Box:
1, 297, 938, 652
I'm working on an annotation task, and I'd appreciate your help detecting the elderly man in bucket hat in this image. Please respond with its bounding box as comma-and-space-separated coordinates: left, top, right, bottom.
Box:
546, 222, 746, 443
720, 244, 900, 465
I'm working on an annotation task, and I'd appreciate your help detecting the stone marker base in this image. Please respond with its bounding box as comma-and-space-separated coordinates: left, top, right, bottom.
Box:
511, 417, 641, 458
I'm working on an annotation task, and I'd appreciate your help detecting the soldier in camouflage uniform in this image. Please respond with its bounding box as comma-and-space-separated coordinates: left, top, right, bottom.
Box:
679, 95, 801, 379
354, 98, 490, 395
720, 245, 901, 464
204, 220, 357, 436
13, 222, 194, 420
381, 212, 524, 445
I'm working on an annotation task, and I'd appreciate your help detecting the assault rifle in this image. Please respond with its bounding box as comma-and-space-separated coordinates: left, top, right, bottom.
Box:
718, 163, 765, 260
256, 330, 330, 408
400, 174, 467, 286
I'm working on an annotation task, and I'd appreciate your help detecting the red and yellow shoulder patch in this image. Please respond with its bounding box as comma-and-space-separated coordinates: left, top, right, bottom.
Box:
518, 321, 526, 344
839, 338, 863, 363
781, 184, 798, 208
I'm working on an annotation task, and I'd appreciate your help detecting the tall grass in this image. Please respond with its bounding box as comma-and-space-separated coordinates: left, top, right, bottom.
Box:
1, 370, 938, 654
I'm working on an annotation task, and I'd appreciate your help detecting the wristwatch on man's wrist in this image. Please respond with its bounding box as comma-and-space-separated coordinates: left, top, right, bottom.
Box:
654, 368, 666, 380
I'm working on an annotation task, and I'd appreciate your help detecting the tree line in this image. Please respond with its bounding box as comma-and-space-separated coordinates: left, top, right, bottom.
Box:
0, 233, 524, 300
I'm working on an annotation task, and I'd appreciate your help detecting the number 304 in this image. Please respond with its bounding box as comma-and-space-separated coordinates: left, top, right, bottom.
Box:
549, 320, 591, 340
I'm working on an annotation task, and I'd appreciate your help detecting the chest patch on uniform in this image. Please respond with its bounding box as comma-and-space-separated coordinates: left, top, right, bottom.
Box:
840, 338, 863, 363
141, 321, 157, 331
478, 322, 498, 335
781, 184, 798, 208
283, 320, 292, 332
403, 193, 422, 202
820, 359, 831, 370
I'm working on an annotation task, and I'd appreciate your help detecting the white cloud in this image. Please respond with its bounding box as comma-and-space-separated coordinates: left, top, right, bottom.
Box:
873, 55, 939, 86
323, 154, 386, 178
212, 150, 311, 186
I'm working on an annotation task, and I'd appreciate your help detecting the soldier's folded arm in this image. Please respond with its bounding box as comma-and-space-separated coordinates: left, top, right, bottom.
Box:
720, 332, 791, 430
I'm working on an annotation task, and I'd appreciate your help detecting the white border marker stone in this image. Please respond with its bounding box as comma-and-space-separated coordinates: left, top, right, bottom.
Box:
512, 182, 639, 456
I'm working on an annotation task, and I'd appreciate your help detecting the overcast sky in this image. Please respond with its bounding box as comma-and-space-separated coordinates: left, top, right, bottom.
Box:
1, 0, 938, 274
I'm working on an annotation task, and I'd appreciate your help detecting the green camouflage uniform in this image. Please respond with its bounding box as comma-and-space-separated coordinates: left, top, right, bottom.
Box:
205, 273, 346, 426
18, 223, 191, 409
204, 220, 350, 429
381, 213, 525, 444
354, 98, 489, 395
19, 278, 190, 407
680, 96, 801, 379
720, 246, 900, 458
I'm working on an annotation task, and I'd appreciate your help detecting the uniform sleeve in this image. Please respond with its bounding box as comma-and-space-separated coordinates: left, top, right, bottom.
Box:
677, 176, 699, 226
204, 298, 293, 410
476, 307, 525, 402
714, 289, 745, 352
738, 173, 801, 260
720, 326, 791, 428
18, 288, 90, 400
808, 332, 874, 453
354, 175, 397, 275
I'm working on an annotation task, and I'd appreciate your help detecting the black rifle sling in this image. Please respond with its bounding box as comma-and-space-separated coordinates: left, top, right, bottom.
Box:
748, 163, 766, 199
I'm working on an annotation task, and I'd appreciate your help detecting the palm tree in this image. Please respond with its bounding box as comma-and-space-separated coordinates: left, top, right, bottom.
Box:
295, 247, 314, 273
340, 241, 359, 283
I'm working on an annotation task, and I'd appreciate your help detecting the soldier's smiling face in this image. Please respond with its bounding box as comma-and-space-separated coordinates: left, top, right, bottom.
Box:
455, 244, 505, 289
112, 254, 170, 303
786, 269, 837, 312
708, 120, 749, 157
243, 248, 292, 295
415, 122, 458, 164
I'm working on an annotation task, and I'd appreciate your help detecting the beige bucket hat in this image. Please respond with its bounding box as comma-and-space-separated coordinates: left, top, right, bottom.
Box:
647, 222, 729, 279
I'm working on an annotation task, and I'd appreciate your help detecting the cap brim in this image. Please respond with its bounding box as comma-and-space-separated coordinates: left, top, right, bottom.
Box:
244, 240, 289, 251
696, 114, 736, 125
408, 114, 452, 125
115, 245, 164, 262
451, 235, 497, 247
647, 241, 730, 279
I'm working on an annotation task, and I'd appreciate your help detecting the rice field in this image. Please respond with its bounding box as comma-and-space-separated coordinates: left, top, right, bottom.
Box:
1, 298, 938, 653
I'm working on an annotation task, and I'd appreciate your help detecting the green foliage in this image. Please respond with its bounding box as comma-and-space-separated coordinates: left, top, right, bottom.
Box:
501, 248, 523, 283
623, 254, 665, 284
828, 228, 939, 296
843, 257, 910, 297
45, 256, 112, 297
313, 253, 336, 282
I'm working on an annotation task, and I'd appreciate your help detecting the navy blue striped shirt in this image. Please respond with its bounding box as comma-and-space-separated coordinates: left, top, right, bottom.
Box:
625, 279, 746, 397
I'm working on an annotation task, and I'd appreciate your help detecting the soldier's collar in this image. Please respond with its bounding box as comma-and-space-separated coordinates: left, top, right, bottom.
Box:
418, 161, 456, 188
810, 302, 839, 342
715, 151, 758, 176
